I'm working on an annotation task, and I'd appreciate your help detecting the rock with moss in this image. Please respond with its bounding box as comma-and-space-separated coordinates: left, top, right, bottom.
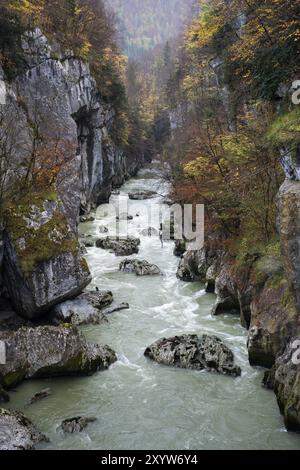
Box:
2, 191, 92, 320
0, 408, 48, 450
248, 276, 300, 368
145, 334, 241, 377
0, 325, 117, 390
0, 386, 9, 403
267, 338, 300, 432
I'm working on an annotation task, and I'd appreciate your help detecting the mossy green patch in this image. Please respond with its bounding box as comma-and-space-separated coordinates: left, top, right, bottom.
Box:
3, 187, 79, 277
1, 369, 26, 389
267, 107, 300, 146
281, 287, 298, 316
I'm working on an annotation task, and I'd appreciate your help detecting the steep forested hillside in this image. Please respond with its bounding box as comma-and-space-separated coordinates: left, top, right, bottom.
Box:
105, 0, 198, 56
162, 0, 300, 252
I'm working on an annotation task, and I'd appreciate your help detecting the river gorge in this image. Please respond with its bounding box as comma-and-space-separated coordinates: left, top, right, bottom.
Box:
3, 167, 300, 450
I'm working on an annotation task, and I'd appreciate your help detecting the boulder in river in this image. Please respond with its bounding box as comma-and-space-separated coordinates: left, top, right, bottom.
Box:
0, 325, 117, 389
96, 237, 140, 256
61, 416, 97, 434
128, 190, 157, 200
145, 334, 241, 377
0, 408, 48, 450
2, 194, 92, 320
99, 225, 109, 234
116, 213, 133, 221
51, 290, 113, 326
27, 388, 52, 406
119, 259, 161, 276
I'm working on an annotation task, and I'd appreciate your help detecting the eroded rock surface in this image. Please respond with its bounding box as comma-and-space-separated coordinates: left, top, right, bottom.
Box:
96, 237, 140, 256
145, 334, 241, 377
265, 338, 300, 432
119, 259, 161, 276
0, 408, 48, 450
0, 325, 117, 389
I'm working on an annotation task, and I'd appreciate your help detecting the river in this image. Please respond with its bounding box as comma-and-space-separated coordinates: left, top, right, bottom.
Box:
6, 167, 300, 450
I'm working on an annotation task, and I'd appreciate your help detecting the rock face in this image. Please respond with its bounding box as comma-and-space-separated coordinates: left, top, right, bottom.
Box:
0, 325, 117, 389
0, 408, 48, 450
52, 290, 113, 326
96, 237, 140, 256
265, 338, 300, 432
0, 29, 143, 319
119, 259, 161, 276
248, 277, 300, 368
145, 334, 241, 377
177, 243, 300, 372
177, 247, 220, 283
277, 180, 300, 312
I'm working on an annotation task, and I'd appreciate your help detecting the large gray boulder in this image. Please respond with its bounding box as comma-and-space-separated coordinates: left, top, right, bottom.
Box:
0, 408, 48, 450
145, 334, 241, 377
119, 259, 161, 276
3, 196, 91, 320
96, 237, 140, 256
0, 325, 117, 390
52, 291, 113, 326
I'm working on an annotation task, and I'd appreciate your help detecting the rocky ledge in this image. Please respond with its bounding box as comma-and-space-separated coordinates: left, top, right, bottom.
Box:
264, 338, 300, 432
0, 408, 48, 450
96, 237, 141, 256
0, 325, 117, 390
145, 334, 241, 377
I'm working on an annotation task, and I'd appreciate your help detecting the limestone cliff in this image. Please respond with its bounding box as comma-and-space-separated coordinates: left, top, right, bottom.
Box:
0, 29, 142, 319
